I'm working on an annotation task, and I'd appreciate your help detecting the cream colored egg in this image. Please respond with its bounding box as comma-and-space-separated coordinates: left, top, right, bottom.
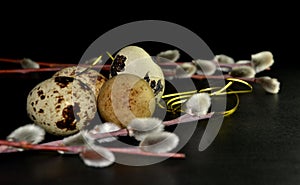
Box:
53, 66, 107, 99
27, 76, 97, 136
110, 46, 165, 102
98, 74, 156, 128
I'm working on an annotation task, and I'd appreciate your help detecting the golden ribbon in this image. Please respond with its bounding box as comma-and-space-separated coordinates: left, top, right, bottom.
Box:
160, 78, 253, 116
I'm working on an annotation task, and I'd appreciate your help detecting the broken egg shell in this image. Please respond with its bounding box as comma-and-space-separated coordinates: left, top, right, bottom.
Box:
109, 46, 165, 103
97, 74, 156, 128
27, 76, 97, 136
53, 66, 107, 99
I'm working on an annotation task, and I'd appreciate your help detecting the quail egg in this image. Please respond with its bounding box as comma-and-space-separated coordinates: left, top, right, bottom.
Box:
27, 76, 97, 136
97, 74, 156, 128
110, 45, 165, 102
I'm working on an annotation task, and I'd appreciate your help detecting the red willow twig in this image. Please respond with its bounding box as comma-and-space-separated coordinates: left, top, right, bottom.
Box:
0, 57, 111, 74
0, 140, 82, 153
104, 147, 185, 158
0, 57, 74, 67
0, 140, 185, 158
0, 57, 262, 74
0, 67, 65, 74
88, 113, 214, 140
0, 57, 244, 68
191, 75, 256, 82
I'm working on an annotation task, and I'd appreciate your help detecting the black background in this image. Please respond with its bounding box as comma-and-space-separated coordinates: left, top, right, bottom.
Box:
0, 3, 299, 185
0, 3, 297, 69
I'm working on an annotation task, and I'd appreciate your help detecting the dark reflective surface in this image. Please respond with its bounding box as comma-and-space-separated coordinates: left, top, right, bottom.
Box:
0, 68, 299, 185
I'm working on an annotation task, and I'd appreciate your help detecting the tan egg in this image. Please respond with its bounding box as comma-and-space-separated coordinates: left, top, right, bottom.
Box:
98, 74, 156, 128
27, 76, 97, 136
110, 45, 165, 103
53, 66, 107, 99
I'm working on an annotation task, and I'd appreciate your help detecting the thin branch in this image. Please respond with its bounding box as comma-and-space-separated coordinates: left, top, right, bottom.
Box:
107, 147, 185, 158
0, 67, 65, 74
0, 58, 76, 68
89, 128, 129, 139
191, 74, 256, 82
0, 140, 185, 158
0, 140, 82, 153
163, 112, 215, 126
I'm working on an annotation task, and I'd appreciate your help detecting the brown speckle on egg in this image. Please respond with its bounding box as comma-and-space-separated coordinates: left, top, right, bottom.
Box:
110, 55, 127, 77
54, 76, 74, 88
154, 79, 164, 95
57, 96, 64, 104
53, 66, 107, 100
144, 72, 150, 83
150, 80, 156, 89
37, 90, 43, 96
56, 105, 76, 131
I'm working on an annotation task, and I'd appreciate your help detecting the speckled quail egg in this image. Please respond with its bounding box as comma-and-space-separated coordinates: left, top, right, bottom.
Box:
110, 45, 165, 102
98, 74, 156, 128
27, 76, 97, 136
53, 66, 107, 99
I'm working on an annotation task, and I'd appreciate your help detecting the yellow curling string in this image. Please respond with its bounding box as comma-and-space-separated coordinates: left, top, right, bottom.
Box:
93, 55, 103, 65
213, 78, 253, 95
222, 93, 240, 116
160, 78, 253, 116
76, 55, 102, 76
166, 94, 194, 107
160, 87, 224, 111
210, 81, 234, 96
162, 90, 197, 99
161, 87, 220, 100
159, 87, 220, 113
106, 51, 115, 60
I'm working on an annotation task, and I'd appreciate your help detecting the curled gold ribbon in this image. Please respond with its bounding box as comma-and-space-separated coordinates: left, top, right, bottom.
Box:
106, 51, 115, 60
160, 78, 253, 116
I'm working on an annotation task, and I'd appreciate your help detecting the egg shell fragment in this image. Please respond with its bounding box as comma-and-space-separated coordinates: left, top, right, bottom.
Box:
98, 74, 156, 128
53, 66, 107, 99
27, 76, 97, 136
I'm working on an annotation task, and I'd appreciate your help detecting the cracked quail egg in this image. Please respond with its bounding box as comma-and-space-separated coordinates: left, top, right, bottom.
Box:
110, 45, 165, 102
97, 74, 156, 128
27, 76, 97, 136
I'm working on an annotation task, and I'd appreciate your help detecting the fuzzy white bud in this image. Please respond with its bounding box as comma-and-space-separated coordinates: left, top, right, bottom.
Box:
192, 59, 216, 75
256, 76, 280, 94
157, 49, 180, 63
7, 124, 45, 144
184, 93, 211, 116
139, 132, 179, 153
251, 51, 274, 73
229, 66, 256, 78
